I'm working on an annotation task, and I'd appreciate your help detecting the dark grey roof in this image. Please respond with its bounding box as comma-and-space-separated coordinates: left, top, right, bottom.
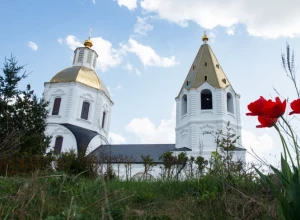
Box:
89, 144, 191, 163
60, 123, 98, 152
234, 147, 246, 151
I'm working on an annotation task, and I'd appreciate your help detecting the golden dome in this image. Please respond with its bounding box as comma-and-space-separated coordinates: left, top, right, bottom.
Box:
84, 37, 93, 48
50, 66, 110, 98
202, 31, 209, 42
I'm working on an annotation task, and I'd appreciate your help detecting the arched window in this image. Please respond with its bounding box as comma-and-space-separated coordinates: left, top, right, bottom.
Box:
77, 50, 84, 63
201, 89, 213, 110
54, 136, 63, 154
227, 92, 234, 113
102, 111, 106, 129
81, 101, 90, 120
52, 98, 61, 115
87, 51, 92, 64
181, 94, 187, 116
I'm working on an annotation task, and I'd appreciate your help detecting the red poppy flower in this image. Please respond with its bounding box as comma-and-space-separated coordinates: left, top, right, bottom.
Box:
289, 99, 300, 115
263, 97, 286, 118
246, 96, 267, 116
256, 115, 278, 128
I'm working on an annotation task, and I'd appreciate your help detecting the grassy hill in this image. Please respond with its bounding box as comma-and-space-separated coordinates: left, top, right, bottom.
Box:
0, 170, 276, 220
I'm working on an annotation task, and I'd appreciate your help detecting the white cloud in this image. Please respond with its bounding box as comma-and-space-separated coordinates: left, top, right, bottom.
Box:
134, 16, 154, 36
124, 63, 141, 75
125, 62, 133, 72
92, 37, 122, 71
135, 68, 141, 76
208, 30, 217, 43
115, 84, 122, 90
140, 0, 300, 39
226, 26, 235, 36
117, 0, 137, 11
125, 104, 175, 143
28, 41, 38, 51
65, 35, 83, 50
109, 132, 127, 144
57, 38, 63, 44
242, 130, 277, 164
121, 38, 178, 67
62, 35, 122, 72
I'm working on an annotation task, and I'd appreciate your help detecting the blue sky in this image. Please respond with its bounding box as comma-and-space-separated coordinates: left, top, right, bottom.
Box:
1, 0, 300, 164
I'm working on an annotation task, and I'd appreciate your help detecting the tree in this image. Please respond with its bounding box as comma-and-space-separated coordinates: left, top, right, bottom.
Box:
0, 56, 50, 155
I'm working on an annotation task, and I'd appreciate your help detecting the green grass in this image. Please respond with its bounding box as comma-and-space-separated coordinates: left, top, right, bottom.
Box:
0, 171, 277, 220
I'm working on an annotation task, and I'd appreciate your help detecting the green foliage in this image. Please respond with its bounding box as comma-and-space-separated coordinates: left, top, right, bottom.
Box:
133, 191, 155, 204
195, 156, 207, 174
128, 215, 172, 220
140, 154, 154, 180
109, 207, 124, 220
0, 154, 54, 176
0, 173, 276, 219
159, 151, 188, 180
256, 155, 300, 220
205, 122, 244, 180
0, 56, 50, 155
55, 149, 98, 178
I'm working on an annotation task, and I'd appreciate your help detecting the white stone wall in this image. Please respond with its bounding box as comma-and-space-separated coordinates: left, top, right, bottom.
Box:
73, 47, 98, 71
45, 124, 77, 153
44, 81, 113, 151
96, 149, 246, 180
175, 82, 245, 160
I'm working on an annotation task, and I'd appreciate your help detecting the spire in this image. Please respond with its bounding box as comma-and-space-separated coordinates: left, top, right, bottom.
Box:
177, 42, 231, 98
202, 31, 209, 43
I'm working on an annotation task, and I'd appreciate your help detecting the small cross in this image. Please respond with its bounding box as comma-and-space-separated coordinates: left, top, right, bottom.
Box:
89, 28, 92, 38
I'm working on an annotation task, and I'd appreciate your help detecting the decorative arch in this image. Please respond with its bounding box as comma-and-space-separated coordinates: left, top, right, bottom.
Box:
52, 97, 61, 115
181, 94, 187, 116
201, 89, 213, 110
54, 136, 63, 154
77, 50, 84, 63
227, 92, 234, 113
81, 101, 90, 120
132, 172, 155, 181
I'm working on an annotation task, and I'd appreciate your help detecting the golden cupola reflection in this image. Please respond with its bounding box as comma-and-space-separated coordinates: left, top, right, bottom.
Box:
202, 31, 209, 42
50, 66, 110, 98
84, 37, 93, 48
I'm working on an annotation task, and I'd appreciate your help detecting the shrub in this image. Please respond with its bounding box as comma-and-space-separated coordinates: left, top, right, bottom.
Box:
55, 149, 98, 178
0, 154, 54, 176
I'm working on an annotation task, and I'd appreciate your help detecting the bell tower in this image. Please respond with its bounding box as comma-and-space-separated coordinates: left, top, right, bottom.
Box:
175, 32, 244, 159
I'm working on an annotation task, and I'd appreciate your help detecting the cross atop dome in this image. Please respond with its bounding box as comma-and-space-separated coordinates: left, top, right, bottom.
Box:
202, 31, 209, 43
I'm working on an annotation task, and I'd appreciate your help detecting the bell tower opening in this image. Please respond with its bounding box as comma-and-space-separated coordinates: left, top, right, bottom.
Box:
227, 92, 234, 113
181, 94, 187, 116
201, 89, 212, 110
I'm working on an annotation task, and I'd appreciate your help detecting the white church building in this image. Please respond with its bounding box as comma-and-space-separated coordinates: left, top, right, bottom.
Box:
44, 33, 245, 179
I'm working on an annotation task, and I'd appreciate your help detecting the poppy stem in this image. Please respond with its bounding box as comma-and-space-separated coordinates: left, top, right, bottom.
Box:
273, 123, 294, 168
280, 116, 300, 169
